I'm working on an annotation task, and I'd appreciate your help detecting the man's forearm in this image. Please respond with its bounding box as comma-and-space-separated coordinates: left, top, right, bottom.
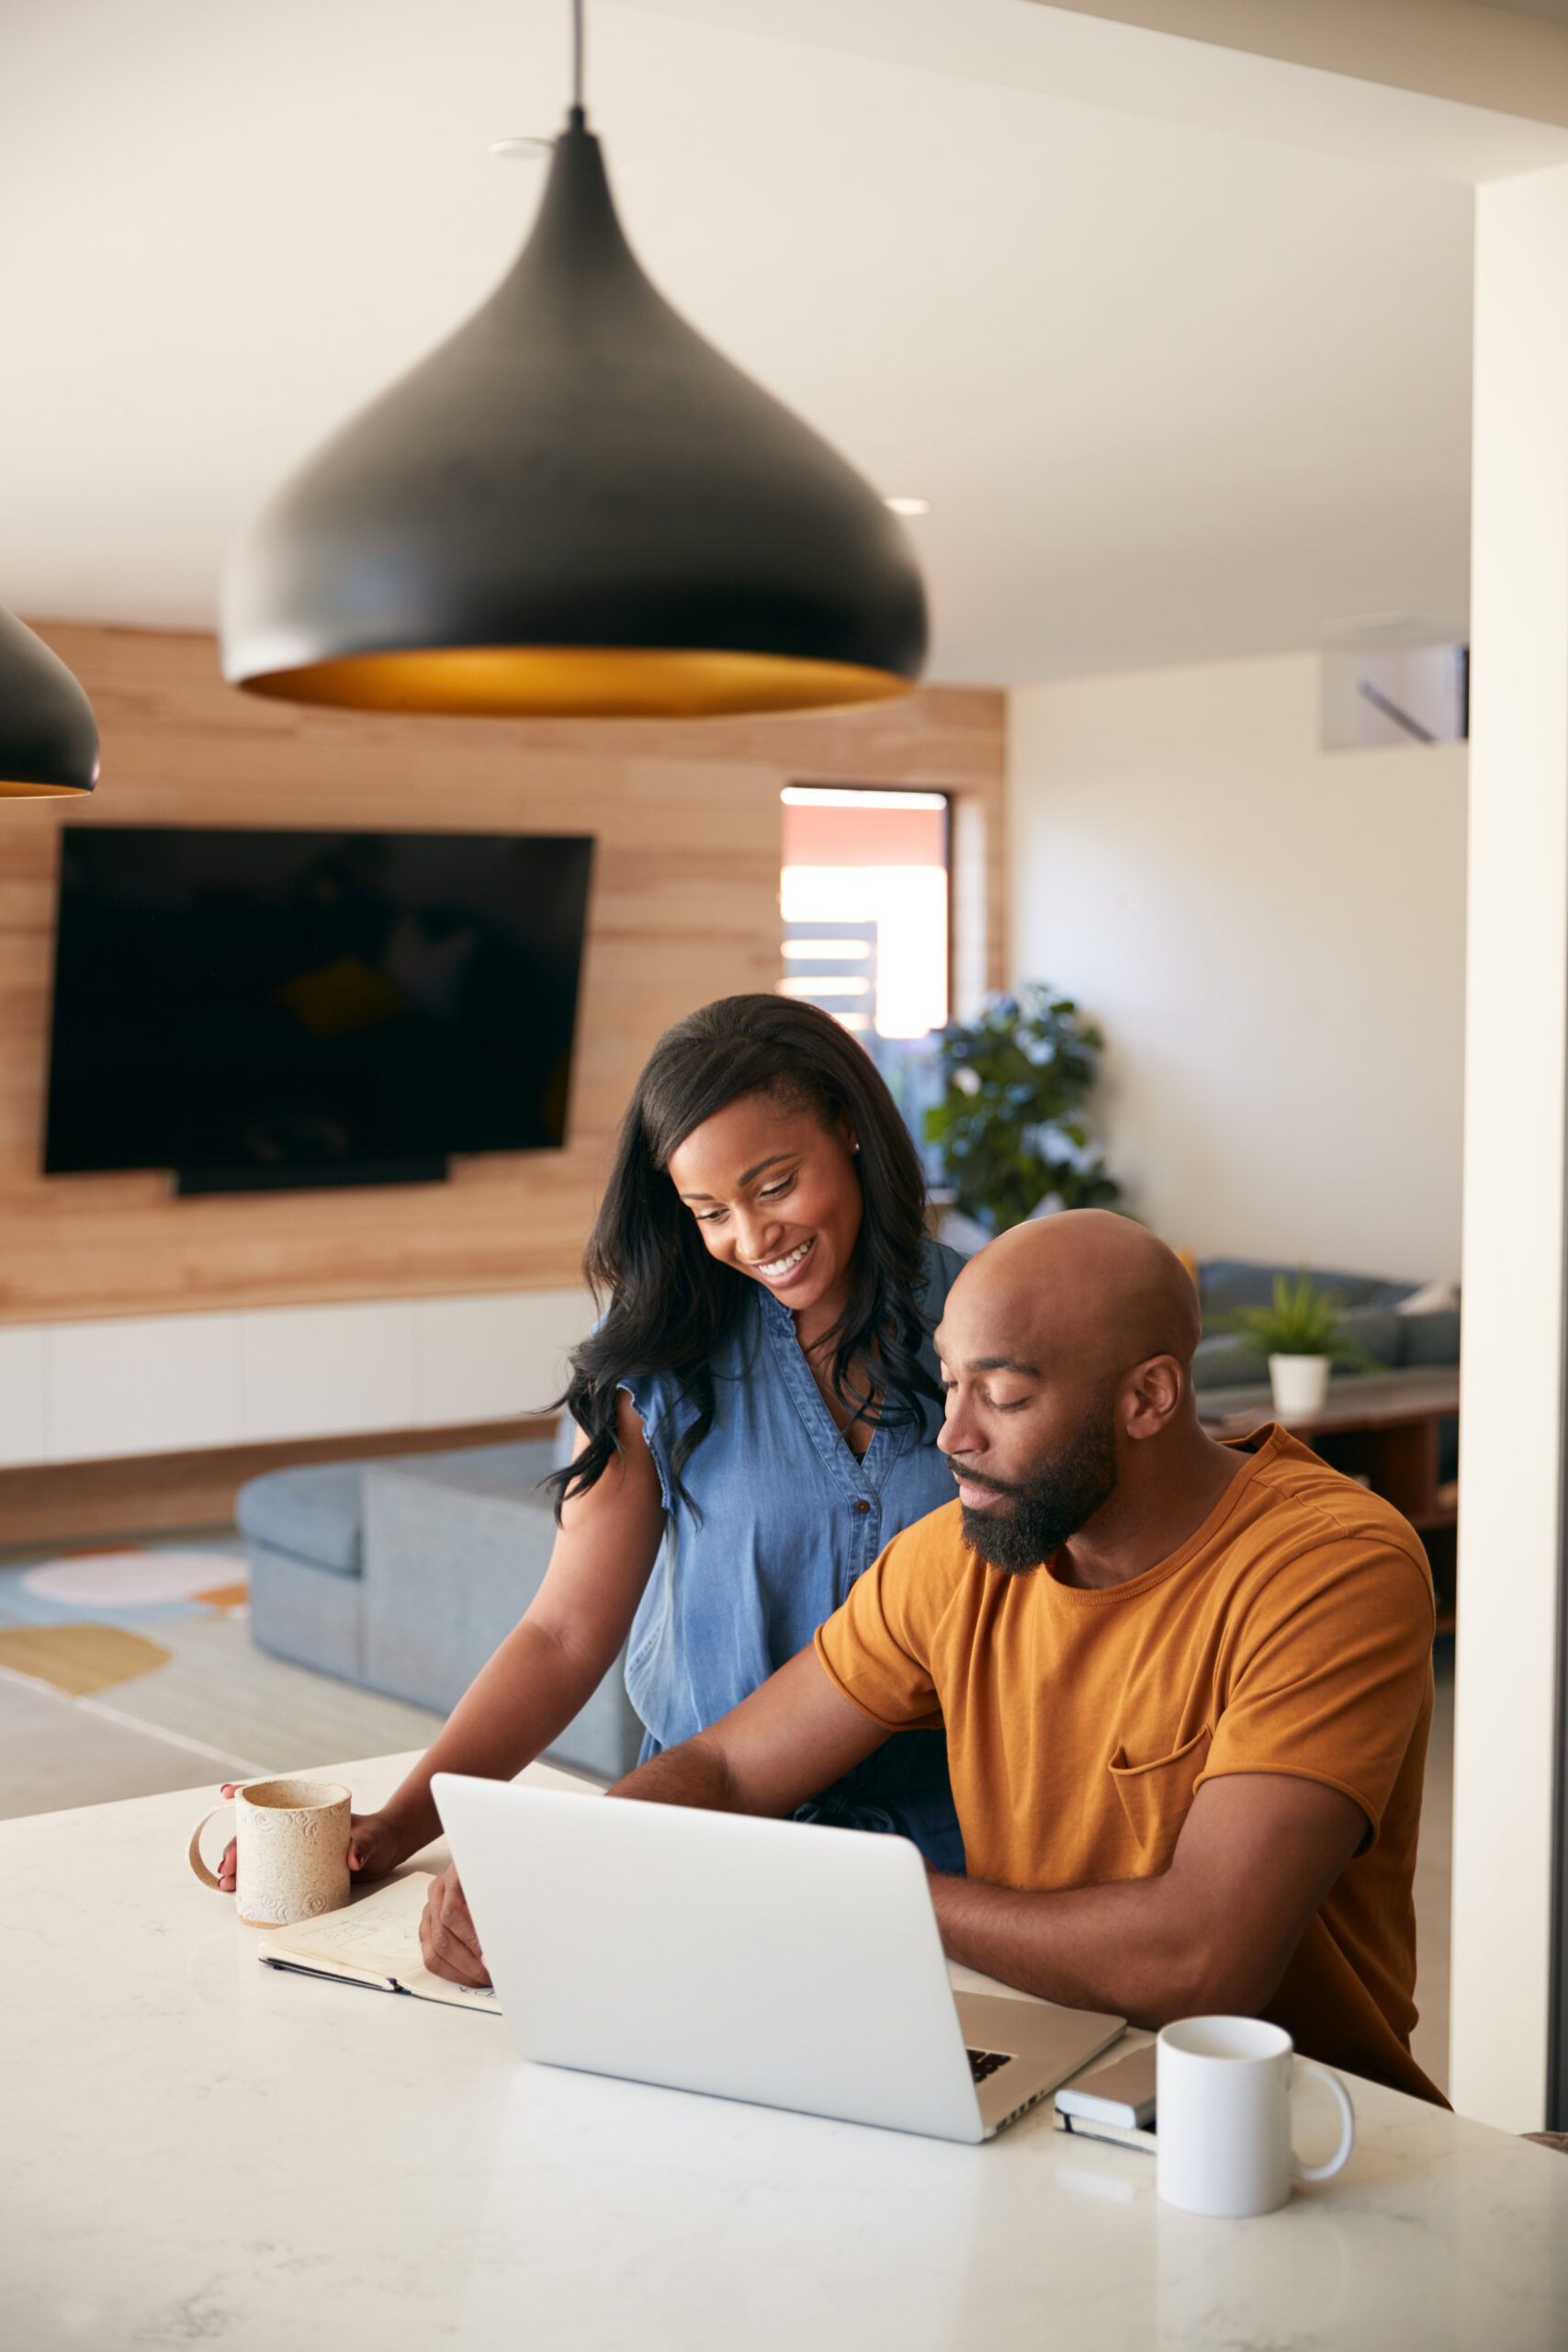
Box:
930, 1871, 1268, 2030
933, 1774, 1362, 2028
609, 1734, 741, 1813
607, 1648, 889, 1817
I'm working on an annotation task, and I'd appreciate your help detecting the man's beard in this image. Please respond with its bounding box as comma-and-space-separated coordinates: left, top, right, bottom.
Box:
956, 1401, 1120, 1575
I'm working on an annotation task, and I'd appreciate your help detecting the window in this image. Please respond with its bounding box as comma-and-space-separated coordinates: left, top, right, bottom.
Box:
780, 786, 951, 1141
780, 787, 949, 1044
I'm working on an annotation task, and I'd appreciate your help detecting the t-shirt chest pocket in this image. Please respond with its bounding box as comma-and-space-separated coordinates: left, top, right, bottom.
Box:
1107, 1724, 1213, 1871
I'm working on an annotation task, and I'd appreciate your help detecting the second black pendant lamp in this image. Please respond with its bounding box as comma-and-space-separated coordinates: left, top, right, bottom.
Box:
221, 2, 927, 719
0, 608, 99, 797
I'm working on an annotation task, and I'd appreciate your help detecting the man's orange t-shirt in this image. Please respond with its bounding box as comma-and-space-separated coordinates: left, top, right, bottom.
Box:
815, 1426, 1440, 2104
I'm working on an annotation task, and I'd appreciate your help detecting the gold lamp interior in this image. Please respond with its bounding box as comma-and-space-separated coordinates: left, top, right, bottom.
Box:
236, 646, 915, 720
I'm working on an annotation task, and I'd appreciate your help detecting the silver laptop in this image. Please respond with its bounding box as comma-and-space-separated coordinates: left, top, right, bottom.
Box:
433, 1773, 1124, 2144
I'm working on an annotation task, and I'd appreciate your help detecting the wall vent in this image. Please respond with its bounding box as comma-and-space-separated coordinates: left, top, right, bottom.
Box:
1321, 624, 1468, 751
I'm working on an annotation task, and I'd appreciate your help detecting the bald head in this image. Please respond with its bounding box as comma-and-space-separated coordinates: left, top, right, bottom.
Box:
946, 1210, 1200, 1392
933, 1213, 1215, 1577
931, 1212, 1248, 1581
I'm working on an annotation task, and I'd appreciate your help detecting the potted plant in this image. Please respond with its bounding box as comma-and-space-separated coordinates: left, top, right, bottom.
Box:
923, 985, 1120, 1235
1225, 1272, 1373, 1418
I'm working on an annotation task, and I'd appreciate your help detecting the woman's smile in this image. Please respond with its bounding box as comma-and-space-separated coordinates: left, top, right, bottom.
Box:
750, 1236, 817, 1289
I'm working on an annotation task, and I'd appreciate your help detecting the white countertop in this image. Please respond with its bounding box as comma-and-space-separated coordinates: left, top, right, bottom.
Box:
4, 1751, 1565, 2351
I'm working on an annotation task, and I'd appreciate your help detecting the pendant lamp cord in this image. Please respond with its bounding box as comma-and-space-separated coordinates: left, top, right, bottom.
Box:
572, 0, 585, 111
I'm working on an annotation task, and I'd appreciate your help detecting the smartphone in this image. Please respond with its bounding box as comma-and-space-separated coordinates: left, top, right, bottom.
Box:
1055, 2043, 1158, 2129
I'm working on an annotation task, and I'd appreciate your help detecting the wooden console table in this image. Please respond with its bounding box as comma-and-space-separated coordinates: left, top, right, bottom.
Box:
1198, 1368, 1461, 1631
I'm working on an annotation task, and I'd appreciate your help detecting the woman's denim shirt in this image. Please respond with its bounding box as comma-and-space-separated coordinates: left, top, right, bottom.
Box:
620, 1237, 967, 1871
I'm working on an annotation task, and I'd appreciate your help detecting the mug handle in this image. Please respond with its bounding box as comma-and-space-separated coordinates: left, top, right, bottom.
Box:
1291, 2057, 1356, 2183
188, 1801, 232, 1892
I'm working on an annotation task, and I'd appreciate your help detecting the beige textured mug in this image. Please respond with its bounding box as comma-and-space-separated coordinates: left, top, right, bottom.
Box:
188, 1776, 352, 1928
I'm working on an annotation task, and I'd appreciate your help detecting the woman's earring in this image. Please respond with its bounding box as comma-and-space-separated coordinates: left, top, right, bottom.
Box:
852, 1141, 861, 1155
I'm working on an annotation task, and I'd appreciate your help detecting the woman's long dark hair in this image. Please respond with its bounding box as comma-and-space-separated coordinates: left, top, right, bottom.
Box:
548, 994, 940, 1518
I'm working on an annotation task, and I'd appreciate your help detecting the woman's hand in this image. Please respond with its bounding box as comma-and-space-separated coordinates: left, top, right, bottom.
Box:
344, 1811, 412, 1882
212, 1791, 411, 1894
418, 1865, 491, 1987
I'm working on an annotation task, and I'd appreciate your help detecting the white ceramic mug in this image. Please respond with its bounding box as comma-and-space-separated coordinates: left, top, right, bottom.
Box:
1156, 2016, 1355, 2218
188, 1776, 352, 1928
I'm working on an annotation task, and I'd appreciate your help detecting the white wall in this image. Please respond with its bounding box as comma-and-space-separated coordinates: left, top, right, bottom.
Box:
1008, 651, 1468, 1283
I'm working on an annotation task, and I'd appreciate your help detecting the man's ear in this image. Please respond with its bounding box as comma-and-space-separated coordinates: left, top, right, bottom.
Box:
1122, 1354, 1185, 1440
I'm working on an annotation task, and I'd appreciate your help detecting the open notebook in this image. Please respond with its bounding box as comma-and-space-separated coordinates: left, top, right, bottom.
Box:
256, 1871, 500, 2014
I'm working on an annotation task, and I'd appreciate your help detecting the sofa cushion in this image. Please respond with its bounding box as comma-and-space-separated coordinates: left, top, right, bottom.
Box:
236, 1461, 365, 1577
249, 1541, 365, 1674
1197, 1258, 1416, 1331
1192, 1310, 1407, 1388
1190, 1334, 1270, 1390
375, 1438, 558, 1506
235, 1439, 560, 1582
1401, 1306, 1461, 1367
1333, 1306, 1404, 1367
1395, 1280, 1460, 1317
358, 1441, 643, 1779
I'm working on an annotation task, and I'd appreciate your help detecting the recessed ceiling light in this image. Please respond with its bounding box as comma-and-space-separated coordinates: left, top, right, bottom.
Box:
884, 496, 931, 517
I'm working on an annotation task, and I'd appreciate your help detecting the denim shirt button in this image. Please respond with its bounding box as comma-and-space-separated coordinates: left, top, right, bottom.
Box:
852, 1498, 872, 1515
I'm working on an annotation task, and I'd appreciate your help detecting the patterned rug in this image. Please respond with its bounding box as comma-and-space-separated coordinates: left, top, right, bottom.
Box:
0, 1534, 443, 1807
22, 1550, 249, 1611
0, 1544, 250, 1696
0, 1623, 173, 1698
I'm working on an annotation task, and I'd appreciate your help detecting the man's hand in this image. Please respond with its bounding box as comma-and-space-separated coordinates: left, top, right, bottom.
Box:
418, 1866, 491, 1987
928, 1772, 1366, 2029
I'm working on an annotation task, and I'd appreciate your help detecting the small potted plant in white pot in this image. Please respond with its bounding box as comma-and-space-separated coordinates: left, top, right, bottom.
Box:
1225, 1271, 1373, 1419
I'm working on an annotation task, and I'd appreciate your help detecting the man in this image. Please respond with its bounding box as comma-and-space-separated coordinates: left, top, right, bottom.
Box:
426, 1211, 1440, 2105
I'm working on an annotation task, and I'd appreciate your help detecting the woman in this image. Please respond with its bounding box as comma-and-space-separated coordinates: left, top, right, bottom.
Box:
226, 995, 967, 1960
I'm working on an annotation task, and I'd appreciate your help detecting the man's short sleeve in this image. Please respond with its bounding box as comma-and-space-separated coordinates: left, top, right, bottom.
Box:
814, 1518, 950, 1733
1198, 1538, 1435, 1840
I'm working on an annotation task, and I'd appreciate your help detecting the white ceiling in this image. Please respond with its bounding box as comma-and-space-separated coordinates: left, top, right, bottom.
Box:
0, 0, 1511, 683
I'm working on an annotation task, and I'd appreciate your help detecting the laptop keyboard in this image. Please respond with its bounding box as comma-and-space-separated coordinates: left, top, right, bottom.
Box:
966, 2048, 1014, 2085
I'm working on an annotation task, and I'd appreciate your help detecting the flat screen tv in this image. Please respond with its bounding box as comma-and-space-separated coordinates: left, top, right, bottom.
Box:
44, 825, 593, 1194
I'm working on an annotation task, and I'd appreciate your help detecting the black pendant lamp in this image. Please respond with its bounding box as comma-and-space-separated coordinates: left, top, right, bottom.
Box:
220, 4, 926, 719
0, 607, 99, 797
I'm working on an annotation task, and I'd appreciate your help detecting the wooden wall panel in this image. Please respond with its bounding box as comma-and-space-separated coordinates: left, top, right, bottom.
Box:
0, 625, 1005, 1324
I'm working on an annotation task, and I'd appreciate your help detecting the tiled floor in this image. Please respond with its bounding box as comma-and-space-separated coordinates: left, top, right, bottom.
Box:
0, 1526, 1457, 2095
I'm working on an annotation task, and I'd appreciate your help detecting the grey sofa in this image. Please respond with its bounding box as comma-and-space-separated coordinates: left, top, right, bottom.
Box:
240, 1434, 644, 1782
1190, 1258, 1460, 1392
